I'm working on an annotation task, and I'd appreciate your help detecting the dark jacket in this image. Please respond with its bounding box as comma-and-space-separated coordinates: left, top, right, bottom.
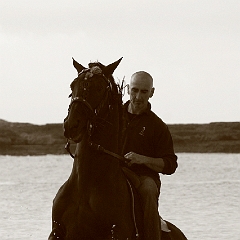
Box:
121, 101, 178, 182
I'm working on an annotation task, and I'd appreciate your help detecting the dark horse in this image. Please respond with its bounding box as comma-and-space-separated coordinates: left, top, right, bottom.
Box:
48, 58, 187, 240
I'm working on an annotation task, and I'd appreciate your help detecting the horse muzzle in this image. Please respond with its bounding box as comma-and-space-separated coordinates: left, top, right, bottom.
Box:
63, 117, 87, 143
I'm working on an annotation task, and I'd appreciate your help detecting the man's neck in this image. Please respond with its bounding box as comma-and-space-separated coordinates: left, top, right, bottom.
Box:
127, 102, 147, 115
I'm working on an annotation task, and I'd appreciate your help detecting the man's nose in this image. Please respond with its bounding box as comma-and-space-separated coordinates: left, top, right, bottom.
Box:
136, 91, 141, 99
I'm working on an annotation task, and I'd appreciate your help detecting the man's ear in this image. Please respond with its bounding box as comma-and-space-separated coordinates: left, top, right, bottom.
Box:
149, 87, 155, 98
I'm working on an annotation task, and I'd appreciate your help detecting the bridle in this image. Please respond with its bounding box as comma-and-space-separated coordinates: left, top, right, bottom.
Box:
65, 66, 126, 162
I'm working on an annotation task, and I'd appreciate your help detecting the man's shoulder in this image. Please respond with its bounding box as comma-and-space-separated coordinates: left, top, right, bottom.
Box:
148, 110, 167, 128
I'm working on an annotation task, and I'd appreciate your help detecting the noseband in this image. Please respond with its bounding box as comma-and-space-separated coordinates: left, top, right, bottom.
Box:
68, 97, 94, 116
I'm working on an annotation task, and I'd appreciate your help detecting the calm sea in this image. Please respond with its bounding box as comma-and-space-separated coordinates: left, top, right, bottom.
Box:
0, 153, 239, 240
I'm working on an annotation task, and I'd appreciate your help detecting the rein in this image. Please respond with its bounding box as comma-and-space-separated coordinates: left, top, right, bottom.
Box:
65, 139, 129, 164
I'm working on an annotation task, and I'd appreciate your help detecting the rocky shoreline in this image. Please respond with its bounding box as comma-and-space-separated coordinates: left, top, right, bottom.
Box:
0, 119, 239, 155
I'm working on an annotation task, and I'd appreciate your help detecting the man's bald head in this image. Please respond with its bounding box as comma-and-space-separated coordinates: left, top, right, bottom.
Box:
130, 71, 153, 89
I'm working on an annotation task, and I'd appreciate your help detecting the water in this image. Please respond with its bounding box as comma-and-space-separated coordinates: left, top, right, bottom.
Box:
0, 153, 239, 240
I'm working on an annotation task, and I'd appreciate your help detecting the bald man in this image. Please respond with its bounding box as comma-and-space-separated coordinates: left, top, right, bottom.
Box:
122, 71, 178, 240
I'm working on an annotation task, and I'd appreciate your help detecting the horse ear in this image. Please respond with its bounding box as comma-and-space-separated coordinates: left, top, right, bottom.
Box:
103, 57, 123, 76
72, 58, 86, 74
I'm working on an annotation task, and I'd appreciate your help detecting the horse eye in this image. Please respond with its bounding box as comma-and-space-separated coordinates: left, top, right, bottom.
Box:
68, 93, 72, 98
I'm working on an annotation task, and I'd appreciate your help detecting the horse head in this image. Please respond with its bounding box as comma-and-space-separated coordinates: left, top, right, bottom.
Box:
64, 57, 122, 143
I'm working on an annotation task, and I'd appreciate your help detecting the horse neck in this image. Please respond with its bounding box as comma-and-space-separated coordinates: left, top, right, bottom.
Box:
74, 99, 122, 187
92, 97, 121, 153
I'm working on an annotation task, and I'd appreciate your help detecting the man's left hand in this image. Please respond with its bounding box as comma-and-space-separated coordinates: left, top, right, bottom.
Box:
124, 151, 165, 173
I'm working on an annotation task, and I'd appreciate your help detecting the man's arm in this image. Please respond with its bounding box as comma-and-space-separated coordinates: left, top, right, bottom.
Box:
124, 152, 165, 173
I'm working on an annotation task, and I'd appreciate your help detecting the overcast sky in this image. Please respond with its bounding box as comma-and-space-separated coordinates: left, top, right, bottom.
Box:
1, 0, 239, 124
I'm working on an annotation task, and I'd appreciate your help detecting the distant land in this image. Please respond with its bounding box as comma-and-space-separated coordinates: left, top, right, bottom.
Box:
0, 119, 239, 155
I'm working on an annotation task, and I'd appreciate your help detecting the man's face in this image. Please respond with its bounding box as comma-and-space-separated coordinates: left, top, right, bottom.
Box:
128, 74, 154, 114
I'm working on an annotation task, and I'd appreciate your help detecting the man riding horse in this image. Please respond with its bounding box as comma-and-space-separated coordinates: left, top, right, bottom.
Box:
48, 58, 186, 240
122, 71, 178, 240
